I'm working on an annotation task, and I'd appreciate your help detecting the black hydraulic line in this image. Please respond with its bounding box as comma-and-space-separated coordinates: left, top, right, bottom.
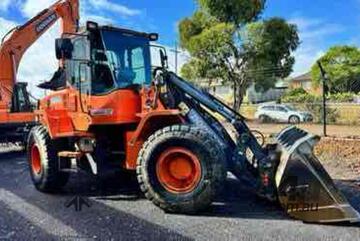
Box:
166, 72, 269, 162
164, 71, 280, 199
167, 73, 237, 122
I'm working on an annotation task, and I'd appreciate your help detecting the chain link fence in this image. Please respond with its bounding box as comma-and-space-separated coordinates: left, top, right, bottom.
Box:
240, 102, 360, 138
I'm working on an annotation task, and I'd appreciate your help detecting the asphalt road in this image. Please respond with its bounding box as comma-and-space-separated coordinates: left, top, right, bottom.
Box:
0, 150, 360, 241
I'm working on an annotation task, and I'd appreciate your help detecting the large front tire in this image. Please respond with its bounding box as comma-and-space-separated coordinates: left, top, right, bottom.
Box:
27, 126, 69, 192
137, 125, 226, 214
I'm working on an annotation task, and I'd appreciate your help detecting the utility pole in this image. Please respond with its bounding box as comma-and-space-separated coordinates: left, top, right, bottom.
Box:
317, 61, 328, 137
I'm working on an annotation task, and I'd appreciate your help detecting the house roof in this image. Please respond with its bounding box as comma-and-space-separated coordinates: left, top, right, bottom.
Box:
291, 72, 312, 82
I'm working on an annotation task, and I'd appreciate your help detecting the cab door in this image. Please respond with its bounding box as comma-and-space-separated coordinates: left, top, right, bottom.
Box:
66, 36, 92, 111
65, 35, 92, 131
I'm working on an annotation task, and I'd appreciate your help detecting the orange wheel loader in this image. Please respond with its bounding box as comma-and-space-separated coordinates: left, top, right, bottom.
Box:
9, 0, 357, 223
0, 0, 79, 144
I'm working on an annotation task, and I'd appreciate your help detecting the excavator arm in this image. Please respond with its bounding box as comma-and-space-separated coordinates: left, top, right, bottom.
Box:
0, 0, 79, 107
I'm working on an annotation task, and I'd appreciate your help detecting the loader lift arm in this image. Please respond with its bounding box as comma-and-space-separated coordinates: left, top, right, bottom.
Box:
0, 0, 79, 144
161, 72, 277, 197
0, 0, 79, 107
159, 71, 360, 222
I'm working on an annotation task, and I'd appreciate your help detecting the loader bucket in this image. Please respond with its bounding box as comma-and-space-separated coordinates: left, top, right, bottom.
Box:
275, 126, 360, 223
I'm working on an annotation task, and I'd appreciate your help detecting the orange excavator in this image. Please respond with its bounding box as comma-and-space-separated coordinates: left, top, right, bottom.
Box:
0, 0, 79, 143
2, 0, 358, 223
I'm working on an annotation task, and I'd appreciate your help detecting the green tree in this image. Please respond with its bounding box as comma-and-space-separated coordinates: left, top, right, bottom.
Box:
179, 0, 299, 110
311, 45, 360, 93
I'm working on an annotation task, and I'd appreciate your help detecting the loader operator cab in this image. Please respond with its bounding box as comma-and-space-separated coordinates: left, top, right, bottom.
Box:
55, 22, 157, 95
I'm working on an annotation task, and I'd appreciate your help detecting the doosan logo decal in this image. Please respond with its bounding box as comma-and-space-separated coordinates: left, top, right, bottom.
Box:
36, 12, 57, 33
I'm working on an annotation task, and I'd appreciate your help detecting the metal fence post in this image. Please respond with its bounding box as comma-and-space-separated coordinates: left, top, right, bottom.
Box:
317, 61, 327, 137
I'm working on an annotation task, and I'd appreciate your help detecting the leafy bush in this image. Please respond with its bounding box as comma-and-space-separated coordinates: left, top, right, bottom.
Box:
281, 88, 320, 103
286, 87, 307, 96
282, 88, 356, 103
328, 92, 355, 102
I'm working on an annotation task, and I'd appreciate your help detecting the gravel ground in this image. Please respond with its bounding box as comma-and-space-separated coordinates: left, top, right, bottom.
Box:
0, 149, 360, 241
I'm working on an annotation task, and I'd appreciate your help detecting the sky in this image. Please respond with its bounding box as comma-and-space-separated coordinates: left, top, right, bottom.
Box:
0, 0, 360, 96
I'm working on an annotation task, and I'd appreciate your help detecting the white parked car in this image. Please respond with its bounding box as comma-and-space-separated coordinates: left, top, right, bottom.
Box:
255, 104, 313, 124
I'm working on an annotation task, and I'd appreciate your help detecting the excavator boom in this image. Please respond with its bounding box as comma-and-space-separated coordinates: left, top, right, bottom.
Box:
0, 0, 79, 107
0, 0, 79, 143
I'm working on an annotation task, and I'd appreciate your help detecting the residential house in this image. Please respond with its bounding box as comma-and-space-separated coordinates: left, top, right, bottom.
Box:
289, 72, 321, 94
197, 79, 288, 104
246, 83, 288, 104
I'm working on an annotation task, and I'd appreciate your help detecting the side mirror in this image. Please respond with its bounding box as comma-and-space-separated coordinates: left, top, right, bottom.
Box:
55, 38, 73, 60
149, 33, 159, 41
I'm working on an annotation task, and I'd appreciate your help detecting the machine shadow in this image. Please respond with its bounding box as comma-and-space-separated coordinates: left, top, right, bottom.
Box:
62, 172, 290, 221
203, 177, 289, 221
204, 178, 360, 226
335, 179, 360, 205
308, 179, 360, 227
62, 171, 143, 201
78, 175, 360, 225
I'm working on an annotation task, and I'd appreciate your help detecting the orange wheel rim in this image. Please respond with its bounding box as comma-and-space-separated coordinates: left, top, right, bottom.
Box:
156, 147, 202, 193
31, 144, 42, 174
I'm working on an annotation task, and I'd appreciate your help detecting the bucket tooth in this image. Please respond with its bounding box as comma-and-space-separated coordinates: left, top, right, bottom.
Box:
275, 126, 360, 223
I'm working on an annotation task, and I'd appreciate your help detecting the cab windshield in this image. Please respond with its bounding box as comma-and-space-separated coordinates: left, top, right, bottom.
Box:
92, 29, 152, 94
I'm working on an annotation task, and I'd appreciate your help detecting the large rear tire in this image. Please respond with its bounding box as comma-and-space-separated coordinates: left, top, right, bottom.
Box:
137, 125, 226, 214
27, 126, 69, 192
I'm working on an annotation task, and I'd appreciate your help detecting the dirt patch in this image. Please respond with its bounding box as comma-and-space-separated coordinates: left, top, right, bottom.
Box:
244, 121, 360, 182
247, 121, 360, 139
315, 137, 360, 181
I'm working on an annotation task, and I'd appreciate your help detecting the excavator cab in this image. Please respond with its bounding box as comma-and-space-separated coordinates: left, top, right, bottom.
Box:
10, 82, 33, 113
0, 82, 34, 143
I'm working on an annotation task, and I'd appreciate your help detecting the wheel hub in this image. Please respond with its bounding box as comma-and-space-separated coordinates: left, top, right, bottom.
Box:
31, 144, 42, 175
156, 147, 201, 193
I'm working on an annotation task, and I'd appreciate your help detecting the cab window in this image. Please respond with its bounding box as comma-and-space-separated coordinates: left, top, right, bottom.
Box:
90, 29, 152, 95
66, 37, 90, 89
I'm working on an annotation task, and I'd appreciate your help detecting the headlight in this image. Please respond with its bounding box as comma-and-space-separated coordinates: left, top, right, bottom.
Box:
77, 138, 95, 153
